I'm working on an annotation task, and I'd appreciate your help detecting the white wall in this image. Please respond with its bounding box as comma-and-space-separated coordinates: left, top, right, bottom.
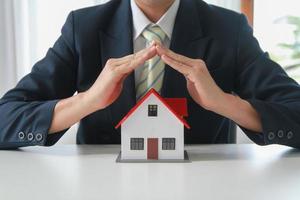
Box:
205, 0, 240, 12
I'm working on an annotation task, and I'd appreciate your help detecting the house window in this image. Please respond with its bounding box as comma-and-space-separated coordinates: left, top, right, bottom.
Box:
130, 138, 144, 150
148, 105, 158, 117
162, 138, 176, 150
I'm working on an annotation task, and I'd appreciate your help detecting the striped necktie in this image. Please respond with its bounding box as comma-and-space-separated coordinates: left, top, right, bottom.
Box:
136, 25, 167, 100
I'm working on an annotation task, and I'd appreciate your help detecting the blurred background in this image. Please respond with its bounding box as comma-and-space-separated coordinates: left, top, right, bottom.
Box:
0, 0, 299, 144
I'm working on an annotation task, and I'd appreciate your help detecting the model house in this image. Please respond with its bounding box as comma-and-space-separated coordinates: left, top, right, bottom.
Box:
115, 88, 190, 161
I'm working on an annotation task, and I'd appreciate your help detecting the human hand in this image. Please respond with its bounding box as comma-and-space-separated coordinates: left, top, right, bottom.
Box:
85, 43, 157, 110
156, 43, 226, 111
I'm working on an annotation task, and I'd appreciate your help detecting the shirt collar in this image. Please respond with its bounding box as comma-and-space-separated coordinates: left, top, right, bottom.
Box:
130, 0, 180, 40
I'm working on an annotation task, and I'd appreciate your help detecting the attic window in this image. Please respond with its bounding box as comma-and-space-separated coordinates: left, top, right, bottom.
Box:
148, 105, 158, 117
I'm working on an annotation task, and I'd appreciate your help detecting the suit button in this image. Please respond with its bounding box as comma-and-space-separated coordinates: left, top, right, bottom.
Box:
287, 131, 294, 139
268, 132, 275, 141
277, 130, 284, 138
35, 133, 43, 142
18, 132, 26, 140
27, 133, 34, 141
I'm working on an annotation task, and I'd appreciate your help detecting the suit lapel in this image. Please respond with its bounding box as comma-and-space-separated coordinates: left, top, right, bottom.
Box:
161, 0, 213, 98
98, 0, 214, 126
99, 0, 136, 126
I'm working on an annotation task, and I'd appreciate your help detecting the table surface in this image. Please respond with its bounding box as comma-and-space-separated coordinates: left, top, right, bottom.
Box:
1, 144, 300, 200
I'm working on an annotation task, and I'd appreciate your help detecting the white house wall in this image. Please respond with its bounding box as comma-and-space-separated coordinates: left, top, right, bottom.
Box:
121, 94, 184, 160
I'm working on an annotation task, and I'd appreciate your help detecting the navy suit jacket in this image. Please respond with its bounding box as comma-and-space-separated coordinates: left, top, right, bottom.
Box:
1, 0, 300, 149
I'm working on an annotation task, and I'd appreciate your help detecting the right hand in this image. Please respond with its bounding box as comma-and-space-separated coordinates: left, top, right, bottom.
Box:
85, 43, 157, 111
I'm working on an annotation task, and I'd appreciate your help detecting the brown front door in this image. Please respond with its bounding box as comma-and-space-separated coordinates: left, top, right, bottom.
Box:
147, 138, 158, 160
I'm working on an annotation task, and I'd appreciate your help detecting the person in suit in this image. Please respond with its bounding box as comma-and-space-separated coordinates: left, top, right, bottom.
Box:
1, 0, 300, 149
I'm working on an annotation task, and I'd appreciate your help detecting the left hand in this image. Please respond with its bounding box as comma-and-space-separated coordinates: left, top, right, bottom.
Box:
156, 43, 226, 111
155, 43, 263, 133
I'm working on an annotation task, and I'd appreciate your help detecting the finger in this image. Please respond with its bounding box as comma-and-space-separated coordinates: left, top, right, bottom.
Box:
135, 42, 156, 58
111, 42, 156, 66
161, 54, 192, 76
110, 43, 156, 69
129, 45, 157, 69
156, 44, 195, 66
112, 55, 133, 66
152, 40, 162, 46
117, 46, 157, 74
111, 63, 131, 80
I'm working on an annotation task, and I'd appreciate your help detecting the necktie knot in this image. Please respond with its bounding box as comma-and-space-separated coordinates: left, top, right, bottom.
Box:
142, 25, 166, 43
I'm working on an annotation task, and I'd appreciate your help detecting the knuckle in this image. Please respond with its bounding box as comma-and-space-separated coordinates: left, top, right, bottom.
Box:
110, 66, 119, 75
144, 52, 152, 59
141, 52, 148, 59
127, 60, 135, 70
193, 67, 201, 74
200, 60, 206, 66
194, 59, 203, 65
106, 64, 115, 71
106, 58, 115, 65
131, 53, 138, 61
200, 67, 207, 75
199, 65, 205, 70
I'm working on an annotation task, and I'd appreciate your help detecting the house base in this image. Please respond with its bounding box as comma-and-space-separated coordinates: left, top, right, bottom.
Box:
116, 150, 190, 163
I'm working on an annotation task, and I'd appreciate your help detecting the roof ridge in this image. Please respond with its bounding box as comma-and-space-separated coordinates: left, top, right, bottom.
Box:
115, 88, 190, 129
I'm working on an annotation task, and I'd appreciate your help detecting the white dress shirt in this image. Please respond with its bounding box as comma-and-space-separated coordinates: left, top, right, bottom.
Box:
130, 0, 180, 89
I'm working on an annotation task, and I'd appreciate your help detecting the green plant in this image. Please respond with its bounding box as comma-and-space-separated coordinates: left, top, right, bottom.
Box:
277, 16, 300, 71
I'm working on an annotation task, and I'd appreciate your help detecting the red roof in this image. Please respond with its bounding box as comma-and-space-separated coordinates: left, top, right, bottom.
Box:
115, 88, 190, 129
164, 98, 188, 117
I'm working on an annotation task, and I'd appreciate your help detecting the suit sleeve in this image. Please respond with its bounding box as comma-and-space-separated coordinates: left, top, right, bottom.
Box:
234, 14, 300, 148
0, 12, 78, 149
